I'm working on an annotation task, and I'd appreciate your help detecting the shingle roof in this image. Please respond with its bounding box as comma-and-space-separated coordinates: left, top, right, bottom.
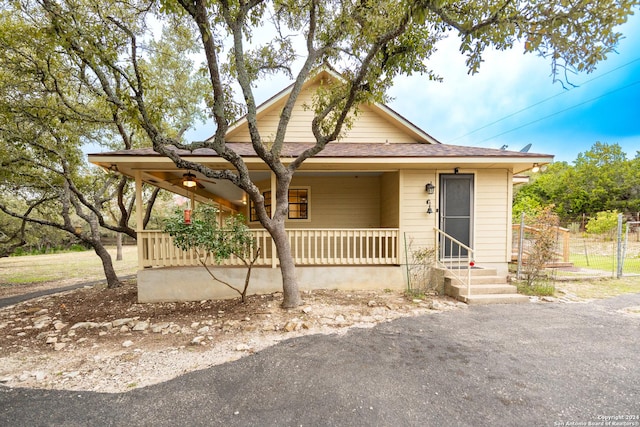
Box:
90, 142, 552, 159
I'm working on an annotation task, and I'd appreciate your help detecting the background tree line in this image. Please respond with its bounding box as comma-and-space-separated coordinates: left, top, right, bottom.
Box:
0, 1, 207, 287
514, 142, 640, 228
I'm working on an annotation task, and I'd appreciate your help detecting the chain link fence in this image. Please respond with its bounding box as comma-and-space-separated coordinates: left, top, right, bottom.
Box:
513, 215, 640, 279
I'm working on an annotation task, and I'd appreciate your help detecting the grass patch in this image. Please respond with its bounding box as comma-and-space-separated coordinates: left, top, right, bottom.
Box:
0, 246, 138, 287
556, 276, 640, 299
516, 280, 555, 296
405, 289, 429, 300
569, 254, 640, 274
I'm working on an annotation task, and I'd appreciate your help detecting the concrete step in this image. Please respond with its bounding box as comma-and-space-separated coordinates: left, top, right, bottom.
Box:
458, 294, 530, 305
444, 275, 508, 286
445, 284, 518, 298
440, 266, 527, 305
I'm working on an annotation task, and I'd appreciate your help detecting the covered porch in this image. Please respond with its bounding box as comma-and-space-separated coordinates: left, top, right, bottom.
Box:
119, 161, 406, 301
129, 165, 404, 270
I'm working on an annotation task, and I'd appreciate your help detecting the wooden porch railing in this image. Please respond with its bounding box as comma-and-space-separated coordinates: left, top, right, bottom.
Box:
138, 228, 399, 269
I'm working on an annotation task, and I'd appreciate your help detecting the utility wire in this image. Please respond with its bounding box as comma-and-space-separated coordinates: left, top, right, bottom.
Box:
475, 79, 640, 144
448, 56, 640, 143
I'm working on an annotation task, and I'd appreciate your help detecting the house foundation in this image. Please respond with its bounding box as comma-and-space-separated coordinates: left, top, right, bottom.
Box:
137, 265, 405, 303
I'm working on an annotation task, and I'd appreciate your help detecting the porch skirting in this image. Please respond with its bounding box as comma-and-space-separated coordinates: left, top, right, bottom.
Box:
137, 265, 405, 303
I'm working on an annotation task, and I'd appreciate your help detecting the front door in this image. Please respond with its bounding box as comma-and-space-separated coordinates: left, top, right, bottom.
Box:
439, 174, 474, 258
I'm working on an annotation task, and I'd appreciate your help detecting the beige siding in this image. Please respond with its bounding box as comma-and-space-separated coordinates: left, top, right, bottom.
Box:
293, 175, 380, 228
244, 169, 512, 268
474, 169, 510, 264
248, 175, 381, 229
399, 169, 511, 266
399, 170, 437, 262
380, 172, 399, 228
342, 108, 422, 143
226, 82, 420, 144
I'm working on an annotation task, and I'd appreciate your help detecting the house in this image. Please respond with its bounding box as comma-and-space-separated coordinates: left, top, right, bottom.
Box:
88, 70, 553, 304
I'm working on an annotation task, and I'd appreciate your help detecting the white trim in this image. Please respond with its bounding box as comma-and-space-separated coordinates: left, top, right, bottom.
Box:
438, 171, 476, 254
88, 154, 553, 170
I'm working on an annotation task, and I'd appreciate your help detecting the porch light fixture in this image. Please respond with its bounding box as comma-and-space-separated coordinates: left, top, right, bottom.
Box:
426, 200, 433, 214
182, 172, 198, 188
532, 163, 540, 173
425, 182, 435, 194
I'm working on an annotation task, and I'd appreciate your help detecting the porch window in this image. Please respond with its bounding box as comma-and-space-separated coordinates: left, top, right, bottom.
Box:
250, 188, 309, 221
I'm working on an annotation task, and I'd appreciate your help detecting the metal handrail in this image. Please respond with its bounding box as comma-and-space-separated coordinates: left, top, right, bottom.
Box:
434, 227, 475, 298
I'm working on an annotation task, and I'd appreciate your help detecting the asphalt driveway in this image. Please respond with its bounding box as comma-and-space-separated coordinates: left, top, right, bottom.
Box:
2, 294, 639, 427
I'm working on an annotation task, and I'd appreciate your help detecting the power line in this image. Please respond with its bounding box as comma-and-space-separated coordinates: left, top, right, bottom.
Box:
474, 79, 640, 144
448, 56, 640, 143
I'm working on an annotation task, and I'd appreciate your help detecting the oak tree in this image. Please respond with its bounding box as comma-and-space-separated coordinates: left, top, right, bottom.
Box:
0, 0, 206, 286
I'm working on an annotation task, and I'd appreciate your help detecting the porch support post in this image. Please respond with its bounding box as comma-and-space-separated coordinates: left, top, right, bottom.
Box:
270, 172, 277, 269
506, 169, 514, 263
135, 171, 144, 270
398, 170, 405, 265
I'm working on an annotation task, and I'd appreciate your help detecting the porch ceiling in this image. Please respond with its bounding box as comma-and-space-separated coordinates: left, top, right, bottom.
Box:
88, 142, 553, 208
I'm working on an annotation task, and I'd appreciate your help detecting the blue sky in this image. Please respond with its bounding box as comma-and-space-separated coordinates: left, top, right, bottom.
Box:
387, 12, 640, 163
186, 11, 640, 164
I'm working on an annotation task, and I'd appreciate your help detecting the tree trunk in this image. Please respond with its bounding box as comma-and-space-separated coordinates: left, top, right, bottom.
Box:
270, 220, 301, 308
85, 213, 121, 288
92, 242, 122, 288
116, 232, 123, 261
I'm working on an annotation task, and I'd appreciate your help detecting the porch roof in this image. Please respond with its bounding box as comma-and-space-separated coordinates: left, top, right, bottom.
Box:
89, 142, 553, 211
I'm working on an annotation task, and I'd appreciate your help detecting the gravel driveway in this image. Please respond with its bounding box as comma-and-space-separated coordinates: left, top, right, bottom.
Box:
2, 294, 639, 427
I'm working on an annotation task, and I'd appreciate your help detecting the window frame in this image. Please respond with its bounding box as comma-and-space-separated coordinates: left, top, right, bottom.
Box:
249, 187, 311, 223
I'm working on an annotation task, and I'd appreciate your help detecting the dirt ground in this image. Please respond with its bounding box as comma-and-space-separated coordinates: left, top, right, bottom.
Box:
0, 280, 463, 393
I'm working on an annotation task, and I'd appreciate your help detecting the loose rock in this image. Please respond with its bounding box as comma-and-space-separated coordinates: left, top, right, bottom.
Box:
132, 321, 149, 332
191, 336, 206, 345
112, 318, 136, 327
71, 322, 100, 330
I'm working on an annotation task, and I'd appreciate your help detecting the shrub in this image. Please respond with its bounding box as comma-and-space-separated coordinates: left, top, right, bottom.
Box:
163, 205, 259, 302
586, 210, 620, 240
521, 206, 559, 291
406, 242, 439, 295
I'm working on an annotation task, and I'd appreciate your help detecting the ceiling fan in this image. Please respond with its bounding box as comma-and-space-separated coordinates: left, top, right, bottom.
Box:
167, 171, 217, 189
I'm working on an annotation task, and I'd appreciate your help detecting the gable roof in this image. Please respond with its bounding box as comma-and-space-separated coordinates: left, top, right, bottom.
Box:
221, 68, 441, 145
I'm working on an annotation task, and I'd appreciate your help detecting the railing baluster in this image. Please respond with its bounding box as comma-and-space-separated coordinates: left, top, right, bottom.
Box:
138, 228, 399, 268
